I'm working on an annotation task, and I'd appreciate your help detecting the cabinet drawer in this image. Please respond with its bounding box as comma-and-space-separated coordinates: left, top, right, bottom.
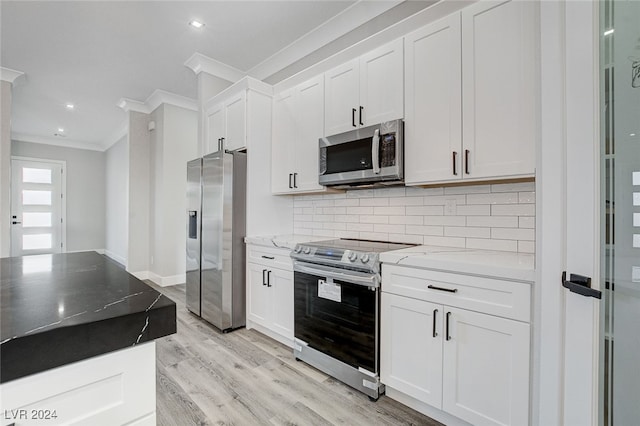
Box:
382, 264, 530, 322
247, 245, 292, 271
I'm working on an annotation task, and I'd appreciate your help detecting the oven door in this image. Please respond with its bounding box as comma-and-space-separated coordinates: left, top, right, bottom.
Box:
293, 261, 379, 374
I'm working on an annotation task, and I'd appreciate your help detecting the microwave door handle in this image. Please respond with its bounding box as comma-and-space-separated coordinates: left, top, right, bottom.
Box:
372, 128, 380, 174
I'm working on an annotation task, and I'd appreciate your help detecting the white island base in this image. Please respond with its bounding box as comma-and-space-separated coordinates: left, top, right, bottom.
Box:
1, 342, 156, 426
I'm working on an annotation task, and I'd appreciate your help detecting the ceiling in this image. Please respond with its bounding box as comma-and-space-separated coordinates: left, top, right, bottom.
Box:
1, 1, 422, 150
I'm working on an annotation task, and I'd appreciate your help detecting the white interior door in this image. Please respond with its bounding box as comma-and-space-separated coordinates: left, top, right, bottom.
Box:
10, 158, 65, 256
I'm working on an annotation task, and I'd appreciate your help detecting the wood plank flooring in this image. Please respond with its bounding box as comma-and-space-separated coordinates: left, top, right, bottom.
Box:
147, 282, 442, 426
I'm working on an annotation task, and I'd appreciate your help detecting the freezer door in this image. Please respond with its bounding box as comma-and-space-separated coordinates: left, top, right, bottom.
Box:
201, 152, 227, 329
186, 158, 202, 316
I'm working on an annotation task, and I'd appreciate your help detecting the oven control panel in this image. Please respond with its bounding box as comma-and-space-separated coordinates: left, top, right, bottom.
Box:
291, 243, 378, 272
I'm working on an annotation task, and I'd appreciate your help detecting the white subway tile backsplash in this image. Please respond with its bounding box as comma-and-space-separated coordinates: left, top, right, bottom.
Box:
374, 224, 406, 234
360, 198, 390, 207
467, 216, 519, 228
519, 216, 535, 229
456, 205, 491, 216
292, 183, 536, 253
491, 182, 535, 192
424, 216, 466, 227
491, 204, 535, 216
518, 241, 535, 253
374, 206, 406, 215
347, 206, 374, 215
389, 215, 423, 225
360, 215, 389, 224
444, 226, 491, 238
466, 192, 519, 205
334, 198, 360, 207
466, 238, 518, 252
389, 197, 424, 206
423, 236, 466, 248
406, 225, 444, 236
445, 185, 491, 195
491, 228, 535, 241
406, 205, 444, 216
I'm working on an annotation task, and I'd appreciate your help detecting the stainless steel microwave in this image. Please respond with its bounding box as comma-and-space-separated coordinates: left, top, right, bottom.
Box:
319, 119, 404, 188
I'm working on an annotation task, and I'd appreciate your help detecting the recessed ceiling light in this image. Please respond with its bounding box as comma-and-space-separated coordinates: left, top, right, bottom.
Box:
57, 128, 64, 133
189, 20, 205, 29
65, 103, 74, 110
604, 29, 614, 36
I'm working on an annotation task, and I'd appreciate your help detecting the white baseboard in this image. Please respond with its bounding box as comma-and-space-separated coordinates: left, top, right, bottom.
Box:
66, 248, 106, 255
147, 271, 186, 287
128, 270, 150, 280
104, 249, 127, 266
384, 387, 472, 426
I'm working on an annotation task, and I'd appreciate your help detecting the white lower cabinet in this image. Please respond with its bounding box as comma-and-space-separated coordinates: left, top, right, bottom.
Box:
381, 265, 531, 426
246, 245, 294, 347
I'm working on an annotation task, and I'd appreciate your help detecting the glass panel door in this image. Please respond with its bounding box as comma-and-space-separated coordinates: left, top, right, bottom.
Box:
10, 159, 64, 256
599, 1, 640, 425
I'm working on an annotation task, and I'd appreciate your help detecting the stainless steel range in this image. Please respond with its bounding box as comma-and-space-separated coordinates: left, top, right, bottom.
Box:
290, 238, 415, 400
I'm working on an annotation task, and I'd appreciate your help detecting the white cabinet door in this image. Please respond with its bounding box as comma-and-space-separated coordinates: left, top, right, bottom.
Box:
381, 293, 443, 408
271, 88, 296, 193
442, 307, 530, 426
224, 91, 247, 151
269, 268, 294, 341
359, 38, 404, 127
294, 75, 324, 192
324, 59, 359, 136
405, 14, 462, 185
247, 263, 270, 325
206, 103, 225, 155
461, 0, 535, 179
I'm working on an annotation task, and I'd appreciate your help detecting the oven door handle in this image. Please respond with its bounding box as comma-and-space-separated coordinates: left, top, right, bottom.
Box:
293, 261, 379, 289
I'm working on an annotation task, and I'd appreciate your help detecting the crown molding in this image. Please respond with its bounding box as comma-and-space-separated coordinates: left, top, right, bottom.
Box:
184, 52, 246, 83
118, 89, 197, 115
12, 133, 105, 152
102, 121, 128, 151
146, 89, 198, 113
0, 67, 25, 84
117, 98, 149, 114
247, 0, 402, 81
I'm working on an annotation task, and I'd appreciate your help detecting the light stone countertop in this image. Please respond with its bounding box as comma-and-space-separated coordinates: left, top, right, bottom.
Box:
244, 234, 330, 250
380, 245, 535, 282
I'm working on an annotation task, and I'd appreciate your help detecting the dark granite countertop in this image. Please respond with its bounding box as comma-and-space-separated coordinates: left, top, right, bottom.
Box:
0, 251, 176, 383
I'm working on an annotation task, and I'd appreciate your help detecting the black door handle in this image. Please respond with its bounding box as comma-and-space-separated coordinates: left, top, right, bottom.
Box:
288, 173, 293, 189
267, 270, 272, 287
452, 151, 458, 176
359, 106, 364, 125
562, 271, 601, 299
262, 269, 267, 286
293, 173, 298, 188
464, 149, 470, 175
428, 284, 458, 293
352, 108, 357, 127
445, 312, 452, 341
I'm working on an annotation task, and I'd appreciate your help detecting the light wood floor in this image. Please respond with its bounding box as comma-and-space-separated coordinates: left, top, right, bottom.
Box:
148, 282, 442, 426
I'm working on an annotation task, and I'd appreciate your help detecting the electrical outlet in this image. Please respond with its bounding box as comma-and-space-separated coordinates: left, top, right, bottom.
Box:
445, 199, 457, 215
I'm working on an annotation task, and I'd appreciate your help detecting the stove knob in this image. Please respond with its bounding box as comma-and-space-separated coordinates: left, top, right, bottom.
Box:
360, 254, 370, 263
348, 251, 358, 262
294, 246, 302, 253
303, 247, 311, 254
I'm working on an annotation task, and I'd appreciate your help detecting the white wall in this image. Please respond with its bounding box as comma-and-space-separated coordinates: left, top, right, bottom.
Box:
148, 104, 197, 285
127, 111, 151, 275
11, 140, 106, 252
105, 135, 128, 265
0, 81, 11, 257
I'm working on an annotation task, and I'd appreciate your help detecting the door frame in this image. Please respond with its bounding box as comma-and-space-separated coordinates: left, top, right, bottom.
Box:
535, 1, 601, 425
10, 156, 67, 254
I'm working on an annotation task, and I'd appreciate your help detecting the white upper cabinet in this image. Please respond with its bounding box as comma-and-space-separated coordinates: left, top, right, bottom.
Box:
324, 38, 403, 136
203, 77, 271, 155
461, 0, 536, 179
405, 1, 536, 185
272, 75, 326, 194
405, 14, 462, 184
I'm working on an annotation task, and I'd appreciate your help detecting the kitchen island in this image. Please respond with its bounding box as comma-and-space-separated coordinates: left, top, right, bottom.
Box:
0, 251, 176, 425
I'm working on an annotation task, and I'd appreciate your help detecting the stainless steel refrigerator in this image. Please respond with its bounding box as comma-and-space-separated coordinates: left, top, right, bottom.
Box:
186, 150, 246, 332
